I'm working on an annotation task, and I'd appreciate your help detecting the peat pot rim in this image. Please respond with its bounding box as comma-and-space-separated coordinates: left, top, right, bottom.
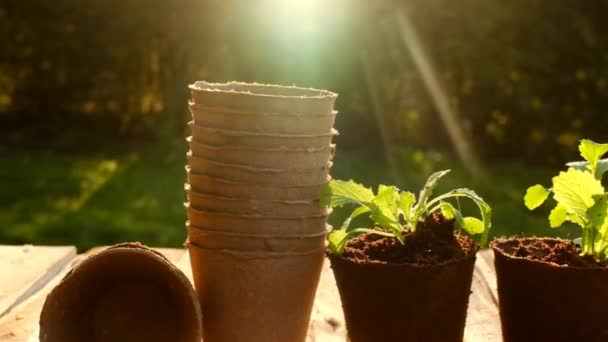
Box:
186, 188, 323, 205
491, 237, 608, 272
187, 240, 326, 258
185, 203, 330, 220
186, 136, 335, 153
189, 102, 338, 118
186, 221, 330, 239
188, 121, 339, 138
185, 170, 332, 188
327, 236, 479, 270
189, 81, 338, 101
186, 154, 334, 174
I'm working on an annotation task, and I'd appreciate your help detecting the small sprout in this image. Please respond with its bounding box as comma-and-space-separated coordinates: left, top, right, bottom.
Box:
525, 139, 608, 260
324, 170, 492, 254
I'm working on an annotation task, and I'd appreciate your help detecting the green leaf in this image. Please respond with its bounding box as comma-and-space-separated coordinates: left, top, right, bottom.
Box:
549, 204, 568, 228
588, 194, 608, 230
326, 180, 374, 207
413, 170, 451, 220
342, 206, 371, 230
552, 169, 604, 218
567, 159, 608, 179
369, 186, 401, 231
579, 139, 608, 176
399, 191, 416, 221
524, 185, 550, 210
440, 201, 457, 220
327, 230, 349, 254
462, 217, 484, 234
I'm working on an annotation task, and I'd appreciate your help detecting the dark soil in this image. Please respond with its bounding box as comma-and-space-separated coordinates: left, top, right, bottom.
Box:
341, 212, 477, 265
493, 237, 605, 268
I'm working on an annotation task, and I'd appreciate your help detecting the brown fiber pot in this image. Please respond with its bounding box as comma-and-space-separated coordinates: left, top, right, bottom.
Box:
186, 172, 329, 201
187, 189, 327, 216
188, 81, 337, 115
189, 104, 337, 135
186, 224, 327, 252
328, 249, 477, 342
187, 242, 325, 342
187, 137, 335, 169
491, 238, 608, 342
188, 121, 337, 149
186, 204, 328, 235
39, 243, 202, 342
187, 154, 331, 186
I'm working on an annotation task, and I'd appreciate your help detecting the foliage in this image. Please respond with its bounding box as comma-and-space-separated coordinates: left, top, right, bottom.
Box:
525, 139, 608, 259
322, 170, 492, 254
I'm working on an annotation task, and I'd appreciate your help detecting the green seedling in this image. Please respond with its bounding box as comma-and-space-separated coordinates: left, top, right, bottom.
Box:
525, 139, 608, 260
322, 170, 492, 254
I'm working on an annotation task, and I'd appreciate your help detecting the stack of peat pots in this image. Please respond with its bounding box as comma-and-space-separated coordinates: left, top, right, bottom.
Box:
185, 81, 338, 342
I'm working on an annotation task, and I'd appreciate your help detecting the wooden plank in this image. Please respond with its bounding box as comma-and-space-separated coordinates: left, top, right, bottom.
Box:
464, 249, 502, 341
0, 246, 185, 342
0, 246, 76, 319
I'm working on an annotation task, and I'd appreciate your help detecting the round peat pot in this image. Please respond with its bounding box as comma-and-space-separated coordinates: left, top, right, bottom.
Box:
186, 224, 328, 252
187, 190, 327, 216
39, 243, 202, 342
189, 103, 337, 135
189, 81, 337, 115
327, 243, 477, 342
188, 121, 337, 149
187, 154, 331, 186
187, 242, 325, 342
186, 204, 328, 235
491, 237, 608, 342
187, 137, 335, 169
186, 172, 329, 201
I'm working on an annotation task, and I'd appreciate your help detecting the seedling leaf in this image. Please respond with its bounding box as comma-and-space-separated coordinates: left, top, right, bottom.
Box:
579, 139, 608, 175
549, 204, 568, 228
524, 185, 550, 210
552, 169, 604, 218
326, 180, 374, 207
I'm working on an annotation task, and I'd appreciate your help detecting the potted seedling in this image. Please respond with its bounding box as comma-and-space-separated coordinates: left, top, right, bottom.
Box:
492, 139, 608, 342
323, 170, 491, 342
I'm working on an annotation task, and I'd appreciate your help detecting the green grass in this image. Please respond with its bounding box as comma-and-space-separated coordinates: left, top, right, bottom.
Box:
0, 142, 576, 251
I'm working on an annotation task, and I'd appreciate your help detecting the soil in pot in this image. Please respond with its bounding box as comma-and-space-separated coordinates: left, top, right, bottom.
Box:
492, 237, 608, 342
39, 243, 202, 342
328, 213, 478, 342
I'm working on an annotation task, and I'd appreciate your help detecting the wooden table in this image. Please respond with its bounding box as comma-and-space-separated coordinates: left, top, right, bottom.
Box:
0, 245, 502, 341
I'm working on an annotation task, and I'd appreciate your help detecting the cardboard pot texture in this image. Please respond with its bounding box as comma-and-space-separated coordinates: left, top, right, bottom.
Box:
328, 250, 477, 342
188, 242, 325, 342
186, 204, 328, 236
187, 154, 332, 186
188, 81, 337, 115
186, 171, 329, 201
186, 224, 327, 252
188, 121, 337, 149
492, 238, 608, 342
187, 137, 335, 169
39, 243, 202, 342
189, 105, 337, 135
187, 189, 327, 216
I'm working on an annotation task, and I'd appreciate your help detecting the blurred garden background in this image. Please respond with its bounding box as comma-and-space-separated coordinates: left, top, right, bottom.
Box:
2, 1, 607, 251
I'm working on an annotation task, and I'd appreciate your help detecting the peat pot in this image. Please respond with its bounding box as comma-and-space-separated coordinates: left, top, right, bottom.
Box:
185, 204, 328, 235
187, 137, 335, 169
187, 154, 331, 186
39, 243, 202, 342
188, 242, 325, 342
186, 172, 329, 201
492, 237, 608, 342
328, 238, 477, 342
188, 81, 337, 115
186, 224, 328, 252
188, 121, 337, 149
